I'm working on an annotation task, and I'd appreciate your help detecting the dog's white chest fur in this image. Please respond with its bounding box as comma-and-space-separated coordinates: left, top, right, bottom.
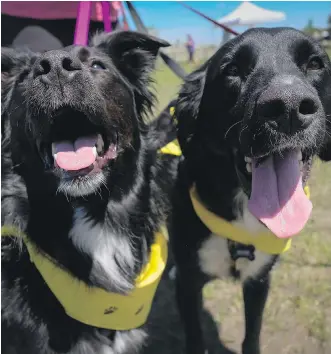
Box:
198, 189, 274, 282
69, 207, 136, 289
70, 207, 113, 271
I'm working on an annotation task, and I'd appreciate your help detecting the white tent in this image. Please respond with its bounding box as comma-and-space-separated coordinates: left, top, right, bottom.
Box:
217, 2, 286, 27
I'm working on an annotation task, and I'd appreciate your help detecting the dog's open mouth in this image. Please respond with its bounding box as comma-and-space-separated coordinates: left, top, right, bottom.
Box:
52, 134, 117, 174
239, 150, 312, 238
44, 108, 118, 176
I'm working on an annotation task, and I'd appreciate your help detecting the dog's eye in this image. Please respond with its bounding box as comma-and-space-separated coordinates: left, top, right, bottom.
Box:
225, 64, 240, 77
306, 57, 323, 71
91, 62, 106, 70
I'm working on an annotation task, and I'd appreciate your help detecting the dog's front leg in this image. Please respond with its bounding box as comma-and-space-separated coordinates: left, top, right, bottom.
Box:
241, 275, 270, 354
176, 267, 206, 354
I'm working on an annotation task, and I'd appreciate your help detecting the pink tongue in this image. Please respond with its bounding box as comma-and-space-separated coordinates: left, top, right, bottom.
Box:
54, 135, 97, 171
248, 150, 312, 238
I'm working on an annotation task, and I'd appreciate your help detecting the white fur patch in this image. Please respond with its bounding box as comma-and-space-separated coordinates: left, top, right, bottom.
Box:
199, 235, 230, 278
70, 207, 106, 260
99, 345, 114, 354
236, 250, 273, 281
113, 328, 147, 354
199, 234, 273, 282
198, 188, 274, 282
168, 266, 177, 280
69, 207, 135, 283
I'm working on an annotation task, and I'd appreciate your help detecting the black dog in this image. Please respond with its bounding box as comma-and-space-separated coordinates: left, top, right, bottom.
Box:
171, 28, 331, 354
1, 31, 179, 354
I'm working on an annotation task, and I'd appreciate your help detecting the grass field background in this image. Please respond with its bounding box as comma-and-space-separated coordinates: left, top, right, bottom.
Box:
143, 52, 331, 354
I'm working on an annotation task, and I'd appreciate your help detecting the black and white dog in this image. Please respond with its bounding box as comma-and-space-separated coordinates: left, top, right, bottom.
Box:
171, 28, 331, 354
1, 31, 179, 354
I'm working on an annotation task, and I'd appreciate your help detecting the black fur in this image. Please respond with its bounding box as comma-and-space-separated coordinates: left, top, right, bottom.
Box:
171, 28, 331, 354
1, 31, 179, 354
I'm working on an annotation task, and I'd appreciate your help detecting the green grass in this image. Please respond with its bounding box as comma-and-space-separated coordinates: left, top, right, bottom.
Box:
149, 60, 331, 354
152, 61, 201, 115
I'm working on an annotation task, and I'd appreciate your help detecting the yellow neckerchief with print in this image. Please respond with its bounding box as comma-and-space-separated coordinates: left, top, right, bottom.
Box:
159, 138, 182, 156
1, 225, 168, 330
189, 185, 311, 255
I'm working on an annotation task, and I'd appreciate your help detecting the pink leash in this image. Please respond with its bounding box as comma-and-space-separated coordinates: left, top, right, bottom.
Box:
74, 1, 112, 46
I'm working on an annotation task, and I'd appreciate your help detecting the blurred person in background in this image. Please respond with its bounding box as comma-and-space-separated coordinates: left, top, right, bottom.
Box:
1, 1, 124, 50
185, 34, 195, 63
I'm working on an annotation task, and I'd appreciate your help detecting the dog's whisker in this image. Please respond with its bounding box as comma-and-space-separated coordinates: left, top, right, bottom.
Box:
224, 120, 243, 139
11, 162, 23, 170
239, 124, 248, 143
101, 180, 110, 194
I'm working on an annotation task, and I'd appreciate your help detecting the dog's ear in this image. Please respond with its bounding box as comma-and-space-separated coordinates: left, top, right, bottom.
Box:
92, 31, 170, 114
176, 68, 206, 155
92, 31, 170, 79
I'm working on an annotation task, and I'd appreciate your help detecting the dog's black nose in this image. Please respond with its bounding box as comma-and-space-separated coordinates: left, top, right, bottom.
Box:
257, 75, 320, 134
33, 51, 82, 82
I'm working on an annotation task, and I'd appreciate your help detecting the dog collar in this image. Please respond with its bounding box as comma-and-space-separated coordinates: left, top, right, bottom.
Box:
1, 225, 168, 330
189, 185, 310, 255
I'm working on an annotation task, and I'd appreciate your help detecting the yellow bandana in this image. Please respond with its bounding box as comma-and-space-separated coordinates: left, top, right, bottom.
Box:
189, 185, 311, 255
159, 139, 182, 156
1, 225, 168, 330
